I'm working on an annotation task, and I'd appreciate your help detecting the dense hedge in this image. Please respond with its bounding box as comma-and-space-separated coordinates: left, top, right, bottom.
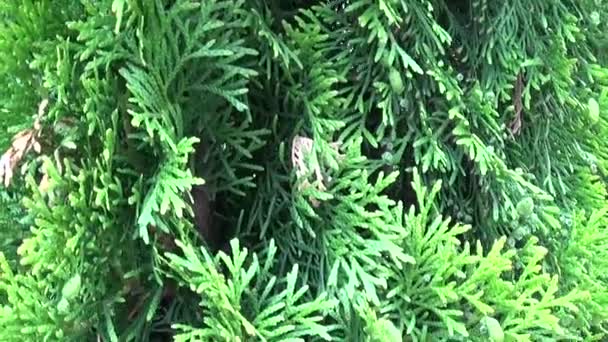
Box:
1, 1, 608, 341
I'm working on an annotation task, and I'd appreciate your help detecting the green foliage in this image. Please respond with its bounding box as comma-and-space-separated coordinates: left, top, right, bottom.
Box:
166, 238, 336, 341
0, 0, 607, 341
555, 209, 608, 336
378, 172, 586, 340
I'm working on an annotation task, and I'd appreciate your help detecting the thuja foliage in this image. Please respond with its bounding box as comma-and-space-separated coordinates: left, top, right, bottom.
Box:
1, 0, 608, 341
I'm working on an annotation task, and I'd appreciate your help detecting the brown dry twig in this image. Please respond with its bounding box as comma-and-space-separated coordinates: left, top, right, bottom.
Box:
291, 136, 324, 190
291, 135, 342, 207
509, 72, 525, 135
0, 99, 48, 187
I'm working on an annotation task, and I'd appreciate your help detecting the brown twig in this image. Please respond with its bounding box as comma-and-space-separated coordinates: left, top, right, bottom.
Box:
509, 72, 525, 135
291, 135, 342, 207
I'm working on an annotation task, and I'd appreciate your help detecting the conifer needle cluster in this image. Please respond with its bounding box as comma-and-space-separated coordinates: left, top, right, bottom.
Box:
1, 1, 608, 341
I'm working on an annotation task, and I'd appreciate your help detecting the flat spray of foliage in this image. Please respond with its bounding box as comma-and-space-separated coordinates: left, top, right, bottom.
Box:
1, 0, 608, 341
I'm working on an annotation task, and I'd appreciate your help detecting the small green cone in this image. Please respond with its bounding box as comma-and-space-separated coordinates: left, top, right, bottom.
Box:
369, 318, 401, 342
588, 98, 600, 124
389, 68, 405, 94
61, 274, 82, 300
482, 316, 504, 342
516, 197, 535, 218
57, 298, 70, 314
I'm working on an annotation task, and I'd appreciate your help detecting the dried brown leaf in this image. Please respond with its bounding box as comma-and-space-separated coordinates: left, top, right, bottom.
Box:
38, 99, 49, 117
291, 135, 344, 207
291, 135, 314, 178
12, 130, 33, 152
0, 99, 49, 187
0, 153, 13, 187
